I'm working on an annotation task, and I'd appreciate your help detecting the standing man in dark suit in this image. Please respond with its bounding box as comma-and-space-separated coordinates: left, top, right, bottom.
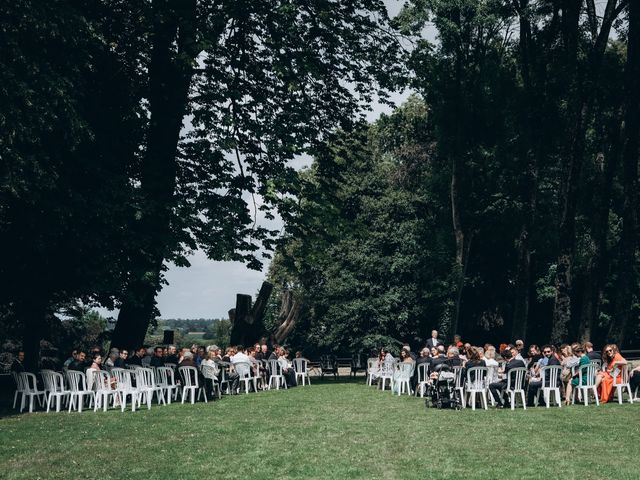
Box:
426, 330, 442, 350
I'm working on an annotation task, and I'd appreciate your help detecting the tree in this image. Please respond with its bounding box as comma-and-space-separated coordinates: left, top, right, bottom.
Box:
0, 0, 145, 369
110, 0, 406, 349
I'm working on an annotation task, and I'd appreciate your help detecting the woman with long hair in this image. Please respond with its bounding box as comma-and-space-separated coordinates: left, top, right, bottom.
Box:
595, 344, 627, 403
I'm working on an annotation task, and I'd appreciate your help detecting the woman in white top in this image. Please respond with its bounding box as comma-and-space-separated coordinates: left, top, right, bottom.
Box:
484, 347, 500, 384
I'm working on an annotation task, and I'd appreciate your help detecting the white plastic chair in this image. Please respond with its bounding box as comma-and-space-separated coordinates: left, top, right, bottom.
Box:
572, 363, 599, 406
293, 358, 311, 386
156, 367, 179, 403
465, 367, 488, 410
41, 370, 71, 412
19, 372, 46, 413
201, 364, 221, 399
392, 363, 414, 396
453, 366, 465, 407
179, 366, 207, 403
378, 362, 394, 391
589, 359, 602, 371
611, 365, 634, 405
234, 361, 257, 394
111, 368, 139, 412
217, 361, 231, 394
134, 367, 164, 409
505, 367, 527, 410
11, 371, 27, 410
538, 365, 562, 408
415, 363, 430, 397
93, 370, 119, 412
484, 365, 498, 406
366, 358, 378, 386
267, 360, 288, 390
66, 370, 95, 413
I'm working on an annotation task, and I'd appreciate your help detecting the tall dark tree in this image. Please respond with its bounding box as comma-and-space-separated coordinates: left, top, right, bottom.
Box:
609, 0, 640, 345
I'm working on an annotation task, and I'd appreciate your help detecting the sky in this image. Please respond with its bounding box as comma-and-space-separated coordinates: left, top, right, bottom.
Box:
100, 1, 419, 320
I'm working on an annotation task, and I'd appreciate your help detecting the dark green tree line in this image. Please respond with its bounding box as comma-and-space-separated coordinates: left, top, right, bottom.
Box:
267, 0, 639, 352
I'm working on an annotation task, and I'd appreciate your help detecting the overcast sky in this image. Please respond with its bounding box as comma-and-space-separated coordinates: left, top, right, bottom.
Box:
101, 1, 419, 320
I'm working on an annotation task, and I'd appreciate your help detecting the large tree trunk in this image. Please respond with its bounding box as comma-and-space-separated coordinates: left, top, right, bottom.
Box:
609, 0, 639, 345
229, 282, 274, 346
111, 0, 198, 350
551, 0, 622, 343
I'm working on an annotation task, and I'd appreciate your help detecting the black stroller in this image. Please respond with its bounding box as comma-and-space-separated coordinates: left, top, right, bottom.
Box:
425, 363, 462, 409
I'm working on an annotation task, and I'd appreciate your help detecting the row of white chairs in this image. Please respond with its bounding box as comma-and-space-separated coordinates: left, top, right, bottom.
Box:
12, 357, 314, 413
366, 359, 637, 410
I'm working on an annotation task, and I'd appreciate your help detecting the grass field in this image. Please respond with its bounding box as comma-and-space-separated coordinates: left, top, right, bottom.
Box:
1, 378, 639, 480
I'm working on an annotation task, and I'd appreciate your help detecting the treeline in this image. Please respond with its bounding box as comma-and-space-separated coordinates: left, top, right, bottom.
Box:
0, 0, 403, 369
266, 0, 640, 353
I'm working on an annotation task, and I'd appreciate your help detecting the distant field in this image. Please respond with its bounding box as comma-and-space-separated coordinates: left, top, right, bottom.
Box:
1, 379, 639, 480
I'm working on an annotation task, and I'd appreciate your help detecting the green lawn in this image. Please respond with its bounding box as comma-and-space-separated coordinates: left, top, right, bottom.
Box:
1, 379, 639, 480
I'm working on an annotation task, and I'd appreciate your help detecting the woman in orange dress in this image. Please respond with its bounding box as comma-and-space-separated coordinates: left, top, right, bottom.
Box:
595, 344, 627, 403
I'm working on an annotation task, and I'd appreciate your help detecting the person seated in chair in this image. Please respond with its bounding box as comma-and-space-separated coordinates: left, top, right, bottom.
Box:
446, 346, 462, 367
165, 345, 179, 365
489, 346, 525, 408
584, 342, 600, 361
127, 347, 145, 366
565, 345, 590, 405
278, 348, 297, 387
526, 345, 560, 406
68, 350, 88, 372
11, 351, 25, 373
150, 346, 165, 368
431, 345, 448, 369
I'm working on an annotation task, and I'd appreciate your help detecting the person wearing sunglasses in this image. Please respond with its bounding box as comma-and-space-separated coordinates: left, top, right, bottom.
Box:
595, 344, 627, 403
527, 345, 560, 406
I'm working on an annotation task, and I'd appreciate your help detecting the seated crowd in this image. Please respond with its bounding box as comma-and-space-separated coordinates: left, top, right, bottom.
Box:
11, 342, 304, 410
368, 329, 640, 407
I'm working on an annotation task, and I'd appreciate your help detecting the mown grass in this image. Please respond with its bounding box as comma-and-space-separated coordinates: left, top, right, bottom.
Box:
1, 378, 638, 480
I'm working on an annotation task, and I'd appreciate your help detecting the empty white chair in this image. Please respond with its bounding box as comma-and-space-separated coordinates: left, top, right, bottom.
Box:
415, 363, 430, 398
156, 367, 179, 404
392, 363, 414, 396
179, 366, 207, 403
111, 368, 138, 412
572, 363, 599, 406
19, 372, 46, 413
41, 370, 71, 412
293, 358, 311, 386
484, 365, 498, 406
453, 366, 465, 408
66, 370, 95, 413
217, 361, 231, 394
505, 367, 527, 410
589, 359, 602, 371
267, 360, 288, 390
539, 365, 562, 408
366, 358, 378, 387
134, 367, 164, 409
201, 364, 221, 399
93, 370, 119, 412
234, 362, 257, 394
378, 361, 394, 391
11, 371, 27, 410
465, 367, 488, 410
612, 365, 634, 405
